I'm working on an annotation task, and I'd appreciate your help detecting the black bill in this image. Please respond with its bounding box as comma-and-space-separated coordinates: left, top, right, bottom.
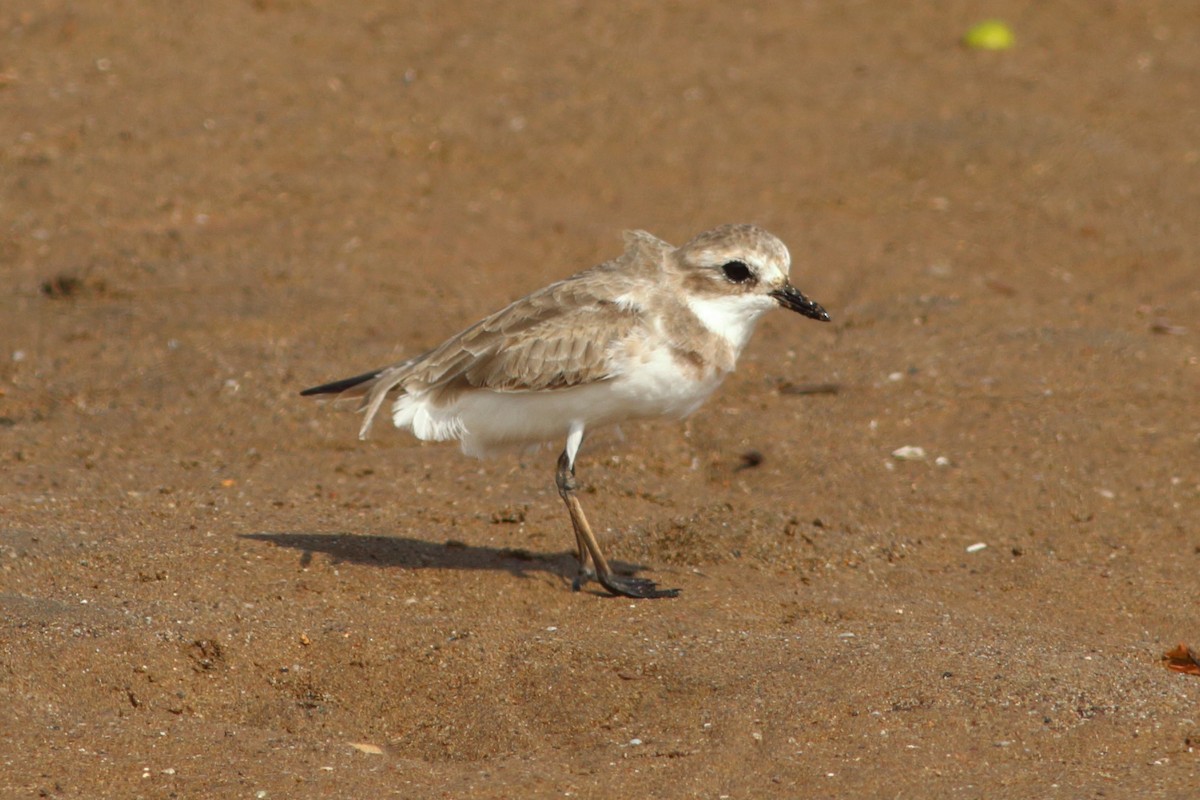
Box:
770, 285, 830, 322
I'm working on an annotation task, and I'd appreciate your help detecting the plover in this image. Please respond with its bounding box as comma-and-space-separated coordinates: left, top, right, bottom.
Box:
301, 224, 829, 598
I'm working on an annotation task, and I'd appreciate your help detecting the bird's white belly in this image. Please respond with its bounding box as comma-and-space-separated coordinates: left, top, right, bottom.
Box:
391, 344, 726, 457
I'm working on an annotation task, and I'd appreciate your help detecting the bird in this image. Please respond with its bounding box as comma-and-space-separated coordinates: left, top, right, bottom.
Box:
301, 223, 830, 598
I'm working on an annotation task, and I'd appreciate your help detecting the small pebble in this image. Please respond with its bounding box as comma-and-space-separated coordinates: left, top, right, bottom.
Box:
891, 446, 927, 461
736, 449, 765, 471
966, 542, 988, 553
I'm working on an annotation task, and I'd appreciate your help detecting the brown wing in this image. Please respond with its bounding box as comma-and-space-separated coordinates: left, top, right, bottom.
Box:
460, 296, 639, 391
411, 280, 642, 393
349, 229, 670, 437
398, 229, 671, 393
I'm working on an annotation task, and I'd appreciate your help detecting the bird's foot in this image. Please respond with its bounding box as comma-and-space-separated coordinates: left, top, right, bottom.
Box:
571, 564, 597, 593
598, 573, 680, 599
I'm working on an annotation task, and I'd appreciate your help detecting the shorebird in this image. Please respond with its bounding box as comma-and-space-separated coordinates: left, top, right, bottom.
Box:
302, 224, 829, 598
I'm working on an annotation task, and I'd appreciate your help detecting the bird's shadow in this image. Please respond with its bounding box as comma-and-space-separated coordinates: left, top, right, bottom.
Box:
240, 531, 651, 591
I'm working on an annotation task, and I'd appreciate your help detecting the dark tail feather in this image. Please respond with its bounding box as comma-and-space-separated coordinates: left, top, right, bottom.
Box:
300, 369, 383, 397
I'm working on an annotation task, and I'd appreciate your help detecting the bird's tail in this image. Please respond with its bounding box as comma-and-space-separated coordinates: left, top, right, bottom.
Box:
301, 359, 418, 440
299, 369, 383, 398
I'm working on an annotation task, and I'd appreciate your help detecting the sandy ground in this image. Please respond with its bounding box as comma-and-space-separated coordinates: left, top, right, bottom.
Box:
3, 1, 1199, 797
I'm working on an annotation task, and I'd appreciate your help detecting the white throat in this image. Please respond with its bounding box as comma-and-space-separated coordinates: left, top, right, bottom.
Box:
685, 293, 774, 354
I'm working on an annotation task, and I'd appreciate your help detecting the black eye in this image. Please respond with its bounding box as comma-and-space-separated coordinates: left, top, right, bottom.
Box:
721, 261, 754, 284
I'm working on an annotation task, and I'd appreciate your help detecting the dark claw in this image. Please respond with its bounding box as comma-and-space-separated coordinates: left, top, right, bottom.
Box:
599, 573, 680, 599
572, 564, 597, 592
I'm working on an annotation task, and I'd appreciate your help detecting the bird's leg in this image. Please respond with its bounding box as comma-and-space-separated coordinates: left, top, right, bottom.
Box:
555, 450, 595, 589
554, 448, 679, 599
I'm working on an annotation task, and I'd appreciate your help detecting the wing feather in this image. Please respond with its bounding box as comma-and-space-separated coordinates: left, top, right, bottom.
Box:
345, 228, 671, 437
458, 299, 639, 392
